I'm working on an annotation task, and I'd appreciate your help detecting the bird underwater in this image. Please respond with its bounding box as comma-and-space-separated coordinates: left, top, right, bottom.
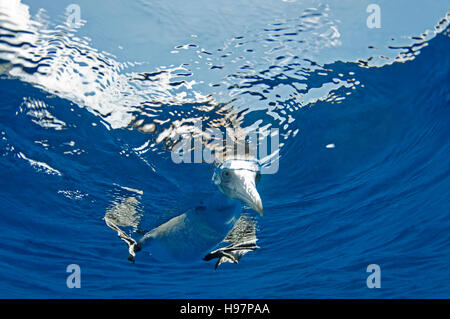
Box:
105, 135, 265, 269
0, 0, 271, 270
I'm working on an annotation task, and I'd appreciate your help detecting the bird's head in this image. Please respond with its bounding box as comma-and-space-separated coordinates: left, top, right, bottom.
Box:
212, 159, 263, 216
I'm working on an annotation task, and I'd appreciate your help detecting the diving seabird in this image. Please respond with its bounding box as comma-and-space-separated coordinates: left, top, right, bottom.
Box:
105, 157, 263, 266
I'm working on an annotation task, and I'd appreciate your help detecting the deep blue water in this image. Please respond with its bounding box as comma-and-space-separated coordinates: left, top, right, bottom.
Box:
0, 0, 449, 298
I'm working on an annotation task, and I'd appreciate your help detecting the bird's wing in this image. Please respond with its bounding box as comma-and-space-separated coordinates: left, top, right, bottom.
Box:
223, 214, 257, 243
203, 215, 259, 269
103, 194, 145, 262
104, 216, 140, 263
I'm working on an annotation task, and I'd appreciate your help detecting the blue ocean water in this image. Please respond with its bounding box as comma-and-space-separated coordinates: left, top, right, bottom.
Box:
0, 0, 449, 298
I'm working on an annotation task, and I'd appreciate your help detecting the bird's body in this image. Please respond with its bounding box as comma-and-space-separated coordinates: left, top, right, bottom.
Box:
136, 192, 241, 261
106, 158, 263, 267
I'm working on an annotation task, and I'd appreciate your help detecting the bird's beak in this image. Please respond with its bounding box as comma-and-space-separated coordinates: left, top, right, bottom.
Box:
232, 170, 263, 216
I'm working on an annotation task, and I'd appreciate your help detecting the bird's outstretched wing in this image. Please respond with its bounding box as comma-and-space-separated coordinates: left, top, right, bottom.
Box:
104, 216, 141, 263
203, 215, 259, 269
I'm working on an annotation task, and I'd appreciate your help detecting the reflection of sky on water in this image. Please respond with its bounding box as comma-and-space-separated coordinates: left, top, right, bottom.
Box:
1, 0, 448, 163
